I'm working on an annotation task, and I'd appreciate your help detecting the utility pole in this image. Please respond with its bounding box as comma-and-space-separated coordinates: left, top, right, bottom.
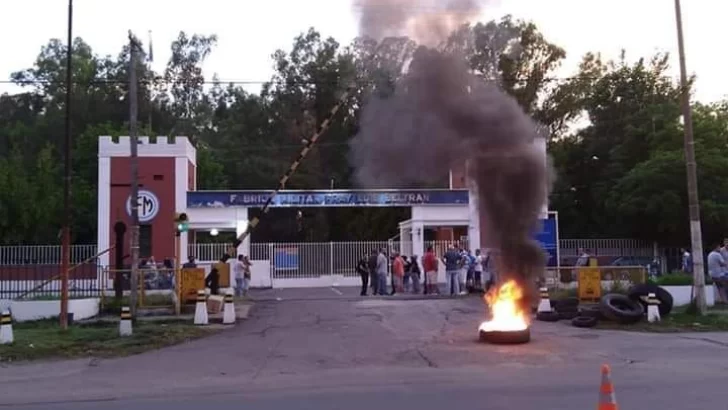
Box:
128, 31, 140, 316
674, 0, 706, 314
60, 0, 73, 330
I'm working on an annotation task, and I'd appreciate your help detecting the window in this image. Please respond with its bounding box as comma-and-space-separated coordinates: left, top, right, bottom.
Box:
140, 224, 153, 258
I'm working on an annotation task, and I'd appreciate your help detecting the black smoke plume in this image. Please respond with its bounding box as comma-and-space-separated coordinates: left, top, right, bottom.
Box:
350, 0, 554, 293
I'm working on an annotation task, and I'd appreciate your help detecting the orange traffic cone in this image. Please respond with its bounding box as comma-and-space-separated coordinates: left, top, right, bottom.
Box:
598, 364, 618, 410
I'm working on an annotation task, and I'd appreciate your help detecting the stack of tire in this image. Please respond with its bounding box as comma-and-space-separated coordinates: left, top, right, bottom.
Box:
535, 284, 674, 328
534, 297, 578, 323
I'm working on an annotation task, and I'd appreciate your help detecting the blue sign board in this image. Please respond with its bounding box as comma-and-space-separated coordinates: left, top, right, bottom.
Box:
535, 215, 558, 267
274, 247, 299, 270
187, 189, 470, 208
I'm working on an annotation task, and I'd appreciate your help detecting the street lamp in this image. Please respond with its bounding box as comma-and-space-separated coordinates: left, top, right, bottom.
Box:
674, 0, 706, 314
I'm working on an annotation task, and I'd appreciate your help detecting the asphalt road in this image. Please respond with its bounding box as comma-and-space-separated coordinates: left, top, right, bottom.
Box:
12, 379, 722, 410
3, 287, 728, 409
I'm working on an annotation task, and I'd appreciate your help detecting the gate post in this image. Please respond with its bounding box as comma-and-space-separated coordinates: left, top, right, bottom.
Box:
113, 221, 126, 300
268, 243, 274, 288
329, 242, 334, 276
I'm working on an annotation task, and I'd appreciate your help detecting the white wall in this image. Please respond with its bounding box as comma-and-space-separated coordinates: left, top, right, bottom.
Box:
662, 285, 716, 307
411, 205, 469, 222
0, 298, 100, 322
250, 260, 272, 288
186, 207, 248, 227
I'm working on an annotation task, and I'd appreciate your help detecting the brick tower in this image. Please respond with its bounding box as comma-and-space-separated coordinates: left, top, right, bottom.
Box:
97, 136, 196, 268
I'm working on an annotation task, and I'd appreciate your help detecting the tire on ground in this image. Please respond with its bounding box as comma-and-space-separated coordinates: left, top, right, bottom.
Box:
479, 329, 531, 344
599, 293, 644, 324
627, 284, 674, 316
571, 315, 598, 328
558, 310, 579, 320
555, 304, 579, 312
559, 297, 580, 307
579, 305, 604, 320
536, 311, 560, 322
550, 297, 579, 310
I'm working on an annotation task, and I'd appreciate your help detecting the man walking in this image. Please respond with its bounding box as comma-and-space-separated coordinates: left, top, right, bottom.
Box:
357, 253, 370, 296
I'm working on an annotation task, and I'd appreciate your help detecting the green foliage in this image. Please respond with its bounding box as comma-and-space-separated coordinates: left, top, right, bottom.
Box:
648, 273, 714, 286
1, 21, 726, 248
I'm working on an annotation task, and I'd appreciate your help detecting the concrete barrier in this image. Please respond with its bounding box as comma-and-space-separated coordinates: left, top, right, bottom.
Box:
0, 298, 100, 322
661, 285, 716, 307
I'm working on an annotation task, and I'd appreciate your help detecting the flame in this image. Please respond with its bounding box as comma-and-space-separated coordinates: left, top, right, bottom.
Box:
478, 280, 529, 332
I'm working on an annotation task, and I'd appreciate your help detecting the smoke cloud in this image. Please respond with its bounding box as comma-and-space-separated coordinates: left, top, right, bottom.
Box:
350, 0, 553, 289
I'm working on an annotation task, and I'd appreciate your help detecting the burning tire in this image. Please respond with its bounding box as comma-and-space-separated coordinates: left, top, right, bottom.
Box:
571, 316, 598, 328
479, 327, 531, 344
599, 293, 644, 324
536, 311, 560, 322
627, 284, 674, 316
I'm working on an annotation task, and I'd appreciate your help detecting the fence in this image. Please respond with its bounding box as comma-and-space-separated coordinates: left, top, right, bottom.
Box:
0, 264, 177, 302
0, 239, 674, 293
544, 266, 648, 287
0, 244, 98, 265
0, 239, 660, 266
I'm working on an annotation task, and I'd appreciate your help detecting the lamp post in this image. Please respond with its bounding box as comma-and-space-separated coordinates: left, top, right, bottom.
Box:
674, 0, 706, 314
60, 0, 73, 330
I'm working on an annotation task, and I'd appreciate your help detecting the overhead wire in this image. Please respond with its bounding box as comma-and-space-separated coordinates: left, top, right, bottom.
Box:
0, 74, 675, 87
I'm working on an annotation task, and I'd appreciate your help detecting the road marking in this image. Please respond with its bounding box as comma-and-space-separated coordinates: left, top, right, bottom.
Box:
330, 287, 343, 295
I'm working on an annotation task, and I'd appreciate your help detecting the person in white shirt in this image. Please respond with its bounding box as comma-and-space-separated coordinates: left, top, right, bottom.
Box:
376, 249, 389, 295
234, 255, 246, 297
708, 243, 728, 303
474, 249, 484, 292
681, 248, 692, 274
575, 248, 590, 267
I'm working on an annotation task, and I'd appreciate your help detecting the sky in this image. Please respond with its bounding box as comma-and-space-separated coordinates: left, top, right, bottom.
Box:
0, 0, 724, 102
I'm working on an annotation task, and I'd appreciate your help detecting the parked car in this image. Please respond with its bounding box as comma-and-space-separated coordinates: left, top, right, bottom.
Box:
609, 256, 661, 277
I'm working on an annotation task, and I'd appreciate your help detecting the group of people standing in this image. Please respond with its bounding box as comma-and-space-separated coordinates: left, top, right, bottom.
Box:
356, 244, 496, 296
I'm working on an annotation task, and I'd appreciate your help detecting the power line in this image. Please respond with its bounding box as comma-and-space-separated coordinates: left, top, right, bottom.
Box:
0, 74, 678, 87
206, 141, 350, 152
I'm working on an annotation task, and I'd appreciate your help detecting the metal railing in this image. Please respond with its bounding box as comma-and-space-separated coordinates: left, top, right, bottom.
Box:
543, 266, 648, 290
0, 244, 98, 265
559, 239, 654, 257
246, 240, 476, 280
188, 243, 232, 262
0, 239, 662, 267
0, 263, 104, 300
0, 265, 177, 307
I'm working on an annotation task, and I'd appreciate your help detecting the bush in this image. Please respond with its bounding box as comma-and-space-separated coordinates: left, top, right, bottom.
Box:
649, 272, 713, 286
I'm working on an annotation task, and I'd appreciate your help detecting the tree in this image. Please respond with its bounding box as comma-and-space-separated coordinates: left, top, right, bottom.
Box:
549, 52, 686, 239
2, 22, 723, 248
605, 102, 728, 244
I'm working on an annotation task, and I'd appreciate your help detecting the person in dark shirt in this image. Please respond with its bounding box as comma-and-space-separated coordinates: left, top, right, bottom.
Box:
407, 255, 421, 294
182, 256, 197, 269
443, 245, 462, 296
205, 266, 220, 295
356, 253, 370, 296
